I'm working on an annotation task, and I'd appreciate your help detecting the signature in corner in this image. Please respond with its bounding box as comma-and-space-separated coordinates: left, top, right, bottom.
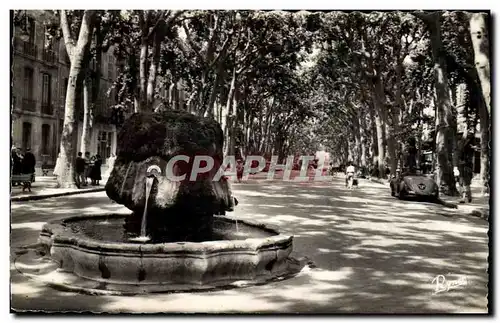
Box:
432, 274, 468, 294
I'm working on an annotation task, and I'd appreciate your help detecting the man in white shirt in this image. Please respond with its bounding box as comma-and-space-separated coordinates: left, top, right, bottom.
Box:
345, 162, 356, 187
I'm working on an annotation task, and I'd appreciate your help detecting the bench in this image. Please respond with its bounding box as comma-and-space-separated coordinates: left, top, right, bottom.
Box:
11, 173, 33, 192
41, 164, 55, 176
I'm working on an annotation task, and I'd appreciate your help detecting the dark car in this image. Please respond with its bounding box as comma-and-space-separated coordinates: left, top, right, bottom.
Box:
390, 171, 439, 200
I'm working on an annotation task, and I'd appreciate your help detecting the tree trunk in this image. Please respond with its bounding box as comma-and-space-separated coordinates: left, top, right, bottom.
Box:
454, 82, 469, 180
394, 59, 404, 173
353, 117, 361, 166
372, 78, 387, 178
146, 32, 162, 111
58, 10, 95, 189
359, 108, 368, 168
368, 106, 378, 167
139, 39, 148, 112
418, 12, 456, 194
80, 74, 93, 155
205, 63, 225, 118
477, 88, 490, 195
223, 67, 237, 157
470, 13, 491, 116
455, 83, 469, 136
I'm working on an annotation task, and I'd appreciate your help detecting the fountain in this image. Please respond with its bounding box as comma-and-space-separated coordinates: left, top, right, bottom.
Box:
23, 111, 299, 294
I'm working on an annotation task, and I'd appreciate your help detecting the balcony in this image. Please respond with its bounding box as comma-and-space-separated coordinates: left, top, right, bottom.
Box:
22, 98, 37, 112
42, 50, 57, 65
19, 40, 37, 58
41, 103, 53, 115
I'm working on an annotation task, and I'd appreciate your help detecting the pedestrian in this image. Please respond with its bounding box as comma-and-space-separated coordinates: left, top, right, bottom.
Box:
11, 147, 23, 186
11, 147, 22, 175
22, 148, 36, 182
345, 161, 356, 188
83, 152, 91, 186
75, 152, 86, 188
90, 154, 103, 186
236, 159, 244, 182
455, 133, 476, 203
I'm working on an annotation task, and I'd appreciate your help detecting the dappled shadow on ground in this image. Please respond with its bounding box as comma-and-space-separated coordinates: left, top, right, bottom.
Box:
223, 178, 489, 313
10, 178, 489, 313
10, 192, 130, 247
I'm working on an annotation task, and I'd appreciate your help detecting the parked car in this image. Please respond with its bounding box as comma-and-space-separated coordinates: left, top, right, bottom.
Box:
390, 170, 439, 200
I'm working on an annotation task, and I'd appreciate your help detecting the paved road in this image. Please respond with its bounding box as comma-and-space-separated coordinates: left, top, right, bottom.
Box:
10, 177, 489, 313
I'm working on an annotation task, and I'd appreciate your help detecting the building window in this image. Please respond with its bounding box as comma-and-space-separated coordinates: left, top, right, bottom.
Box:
26, 17, 35, 44
58, 119, 64, 154
23, 67, 36, 112
41, 73, 52, 114
97, 131, 112, 159
23, 67, 34, 99
22, 122, 32, 150
41, 124, 50, 155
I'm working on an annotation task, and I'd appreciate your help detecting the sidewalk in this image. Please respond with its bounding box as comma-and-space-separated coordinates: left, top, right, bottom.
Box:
366, 176, 490, 220
10, 170, 109, 202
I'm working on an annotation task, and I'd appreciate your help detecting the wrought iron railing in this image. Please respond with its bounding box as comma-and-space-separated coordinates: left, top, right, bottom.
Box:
42, 49, 57, 65
20, 39, 37, 58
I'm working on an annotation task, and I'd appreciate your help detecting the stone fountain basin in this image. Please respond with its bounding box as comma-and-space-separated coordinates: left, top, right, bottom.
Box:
38, 214, 293, 288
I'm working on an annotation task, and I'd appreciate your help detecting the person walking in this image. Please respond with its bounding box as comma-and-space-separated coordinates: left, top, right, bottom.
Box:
83, 152, 91, 186
75, 152, 86, 188
345, 161, 356, 188
236, 159, 244, 182
11, 147, 23, 186
22, 148, 36, 182
90, 154, 103, 185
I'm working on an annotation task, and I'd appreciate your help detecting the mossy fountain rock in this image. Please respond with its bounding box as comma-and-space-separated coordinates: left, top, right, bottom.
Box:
105, 111, 235, 242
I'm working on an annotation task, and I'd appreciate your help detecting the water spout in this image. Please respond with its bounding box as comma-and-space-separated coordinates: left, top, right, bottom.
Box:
138, 176, 154, 241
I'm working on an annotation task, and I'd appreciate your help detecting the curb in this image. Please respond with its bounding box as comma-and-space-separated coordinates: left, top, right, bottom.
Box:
365, 178, 489, 219
11, 187, 105, 202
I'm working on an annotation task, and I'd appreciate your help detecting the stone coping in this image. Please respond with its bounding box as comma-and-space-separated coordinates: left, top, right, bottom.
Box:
40, 214, 293, 256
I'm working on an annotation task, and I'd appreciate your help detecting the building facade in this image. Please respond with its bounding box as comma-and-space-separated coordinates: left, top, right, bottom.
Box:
11, 10, 118, 166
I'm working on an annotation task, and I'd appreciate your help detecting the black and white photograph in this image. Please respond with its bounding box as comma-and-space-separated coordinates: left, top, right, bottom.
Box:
9, 6, 492, 314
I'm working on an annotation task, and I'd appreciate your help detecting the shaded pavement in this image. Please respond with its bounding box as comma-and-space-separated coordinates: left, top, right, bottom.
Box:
10, 176, 489, 313
10, 168, 110, 201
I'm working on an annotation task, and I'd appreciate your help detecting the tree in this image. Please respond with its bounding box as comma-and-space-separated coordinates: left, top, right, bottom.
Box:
469, 12, 490, 116
442, 11, 490, 194
413, 11, 457, 194
80, 10, 122, 154
57, 10, 96, 188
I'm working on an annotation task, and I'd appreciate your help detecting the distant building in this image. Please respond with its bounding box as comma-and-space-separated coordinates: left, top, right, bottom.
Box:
11, 10, 118, 166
